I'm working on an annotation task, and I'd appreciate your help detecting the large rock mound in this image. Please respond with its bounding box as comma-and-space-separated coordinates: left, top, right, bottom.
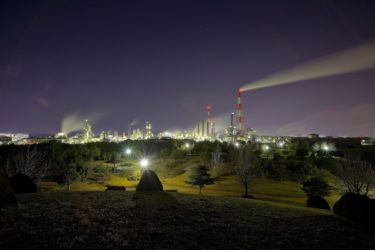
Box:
136, 170, 163, 192
306, 196, 330, 210
0, 165, 17, 208
333, 192, 375, 226
10, 173, 37, 194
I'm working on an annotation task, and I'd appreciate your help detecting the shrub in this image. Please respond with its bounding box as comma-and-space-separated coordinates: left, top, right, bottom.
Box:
10, 173, 37, 193
333, 192, 375, 226
301, 176, 332, 198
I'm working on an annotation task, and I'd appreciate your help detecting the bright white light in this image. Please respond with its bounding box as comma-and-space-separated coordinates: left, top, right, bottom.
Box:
125, 148, 132, 155
140, 158, 149, 168
185, 142, 190, 148
278, 142, 284, 147
322, 145, 329, 151
234, 142, 240, 147
262, 144, 270, 151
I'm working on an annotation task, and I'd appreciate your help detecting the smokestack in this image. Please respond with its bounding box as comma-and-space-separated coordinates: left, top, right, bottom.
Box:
207, 105, 212, 138
206, 105, 211, 122
236, 90, 243, 134
230, 112, 235, 142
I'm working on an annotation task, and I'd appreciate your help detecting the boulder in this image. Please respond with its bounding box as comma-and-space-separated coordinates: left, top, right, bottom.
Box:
10, 173, 37, 194
306, 196, 330, 210
106, 185, 126, 191
0, 166, 17, 208
136, 170, 163, 192
333, 192, 375, 226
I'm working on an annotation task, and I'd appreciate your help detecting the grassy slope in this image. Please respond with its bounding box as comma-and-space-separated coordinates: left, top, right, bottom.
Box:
1, 192, 374, 249
38, 156, 343, 208
39, 172, 342, 208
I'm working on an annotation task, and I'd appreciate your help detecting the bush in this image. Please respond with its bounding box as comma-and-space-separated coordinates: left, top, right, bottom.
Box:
306, 196, 330, 210
0, 166, 17, 207
9, 173, 37, 193
301, 176, 332, 198
106, 185, 126, 191
333, 192, 375, 226
286, 159, 319, 181
121, 168, 141, 181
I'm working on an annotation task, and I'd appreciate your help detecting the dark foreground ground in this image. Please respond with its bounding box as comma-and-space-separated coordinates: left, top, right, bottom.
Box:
1, 191, 374, 249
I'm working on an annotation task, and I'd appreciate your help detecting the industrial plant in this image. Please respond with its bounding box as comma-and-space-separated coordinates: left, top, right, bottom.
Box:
1, 88, 373, 147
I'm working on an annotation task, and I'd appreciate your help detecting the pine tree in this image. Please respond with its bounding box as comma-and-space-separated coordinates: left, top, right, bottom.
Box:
186, 165, 214, 194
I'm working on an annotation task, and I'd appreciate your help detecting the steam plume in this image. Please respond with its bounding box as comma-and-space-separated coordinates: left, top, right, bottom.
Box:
240, 41, 375, 92
61, 111, 107, 135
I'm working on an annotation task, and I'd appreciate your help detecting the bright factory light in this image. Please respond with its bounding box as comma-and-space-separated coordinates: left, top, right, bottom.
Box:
125, 148, 132, 155
140, 158, 149, 168
185, 142, 190, 148
234, 142, 240, 148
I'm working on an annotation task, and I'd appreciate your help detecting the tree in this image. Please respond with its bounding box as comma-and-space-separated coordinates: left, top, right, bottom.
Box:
57, 147, 82, 190
301, 175, 332, 210
186, 165, 214, 194
110, 152, 121, 171
211, 143, 224, 183
235, 146, 261, 197
7, 145, 50, 181
59, 163, 79, 191
301, 176, 332, 198
336, 158, 375, 196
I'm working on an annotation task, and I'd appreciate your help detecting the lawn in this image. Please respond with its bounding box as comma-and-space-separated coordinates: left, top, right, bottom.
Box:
38, 170, 343, 208
1, 191, 374, 249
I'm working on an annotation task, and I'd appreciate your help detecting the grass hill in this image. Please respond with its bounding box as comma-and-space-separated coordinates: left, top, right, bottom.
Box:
39, 169, 342, 208
1, 191, 374, 249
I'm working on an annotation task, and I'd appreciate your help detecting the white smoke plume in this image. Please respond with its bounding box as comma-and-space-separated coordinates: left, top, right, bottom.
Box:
61, 111, 107, 135
240, 40, 375, 92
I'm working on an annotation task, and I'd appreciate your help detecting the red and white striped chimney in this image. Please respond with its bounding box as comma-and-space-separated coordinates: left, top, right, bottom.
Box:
236, 90, 243, 134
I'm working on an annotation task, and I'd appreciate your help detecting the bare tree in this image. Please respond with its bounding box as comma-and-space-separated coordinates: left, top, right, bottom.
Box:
336, 158, 375, 196
235, 147, 260, 197
7, 146, 50, 181
211, 143, 224, 183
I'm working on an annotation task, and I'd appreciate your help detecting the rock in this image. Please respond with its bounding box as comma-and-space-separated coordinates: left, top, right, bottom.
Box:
306, 196, 330, 210
136, 170, 163, 192
333, 192, 375, 226
0, 165, 17, 208
10, 173, 37, 194
106, 185, 126, 191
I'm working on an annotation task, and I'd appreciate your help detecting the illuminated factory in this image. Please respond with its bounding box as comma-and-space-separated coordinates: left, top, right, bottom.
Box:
192, 105, 215, 141
1, 88, 339, 145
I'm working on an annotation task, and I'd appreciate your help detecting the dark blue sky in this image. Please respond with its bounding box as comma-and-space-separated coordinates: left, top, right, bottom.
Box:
1, 0, 375, 136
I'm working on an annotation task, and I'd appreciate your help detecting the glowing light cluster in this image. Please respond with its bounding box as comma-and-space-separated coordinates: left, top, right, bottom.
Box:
140, 158, 149, 168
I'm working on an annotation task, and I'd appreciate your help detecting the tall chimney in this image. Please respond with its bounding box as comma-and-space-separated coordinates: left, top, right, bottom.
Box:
236, 90, 243, 134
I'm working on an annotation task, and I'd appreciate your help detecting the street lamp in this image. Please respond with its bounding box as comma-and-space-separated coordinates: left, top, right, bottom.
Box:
125, 148, 132, 155
139, 158, 149, 168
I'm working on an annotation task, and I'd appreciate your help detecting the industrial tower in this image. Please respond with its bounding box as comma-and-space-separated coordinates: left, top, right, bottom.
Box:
236, 90, 243, 134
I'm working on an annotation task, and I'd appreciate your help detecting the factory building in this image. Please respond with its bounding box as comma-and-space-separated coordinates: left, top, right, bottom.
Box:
83, 119, 93, 142
131, 129, 143, 140
193, 119, 212, 140
144, 121, 153, 139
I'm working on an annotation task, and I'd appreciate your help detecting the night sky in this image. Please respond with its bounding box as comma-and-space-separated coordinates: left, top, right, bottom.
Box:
1, 0, 375, 136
